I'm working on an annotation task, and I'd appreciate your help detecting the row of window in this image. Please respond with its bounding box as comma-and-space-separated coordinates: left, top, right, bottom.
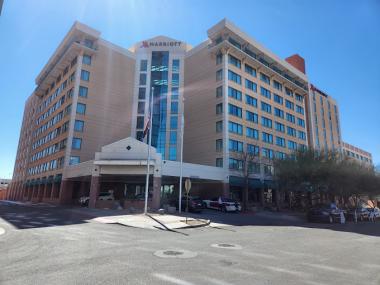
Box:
28, 157, 64, 176
30, 138, 67, 162
228, 158, 274, 175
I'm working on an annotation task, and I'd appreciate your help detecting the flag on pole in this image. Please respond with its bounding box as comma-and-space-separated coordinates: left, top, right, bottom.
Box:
143, 114, 151, 139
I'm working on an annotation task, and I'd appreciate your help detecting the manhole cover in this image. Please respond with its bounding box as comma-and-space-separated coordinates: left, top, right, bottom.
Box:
211, 243, 242, 250
154, 249, 197, 259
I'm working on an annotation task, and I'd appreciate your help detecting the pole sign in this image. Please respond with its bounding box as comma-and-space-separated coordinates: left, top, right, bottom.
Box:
185, 178, 191, 194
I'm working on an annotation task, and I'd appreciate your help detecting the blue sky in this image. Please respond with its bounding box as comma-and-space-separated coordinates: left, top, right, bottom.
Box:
0, 0, 379, 178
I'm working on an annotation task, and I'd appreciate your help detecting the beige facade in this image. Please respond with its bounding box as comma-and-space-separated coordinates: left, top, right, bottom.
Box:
342, 142, 373, 166
306, 84, 342, 153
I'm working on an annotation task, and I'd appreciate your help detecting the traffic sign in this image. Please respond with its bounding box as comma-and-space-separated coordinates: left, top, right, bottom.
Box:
185, 178, 191, 194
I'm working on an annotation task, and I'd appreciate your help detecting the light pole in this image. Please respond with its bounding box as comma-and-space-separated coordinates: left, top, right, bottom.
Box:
144, 86, 154, 215
178, 97, 185, 213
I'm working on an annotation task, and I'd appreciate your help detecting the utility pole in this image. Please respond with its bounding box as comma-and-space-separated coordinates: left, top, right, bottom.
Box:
144, 86, 154, 214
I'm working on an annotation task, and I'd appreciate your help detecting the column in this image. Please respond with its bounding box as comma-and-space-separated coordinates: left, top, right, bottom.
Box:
222, 182, 230, 198
59, 179, 73, 205
152, 176, 161, 210
89, 175, 100, 209
38, 183, 45, 202
50, 182, 57, 200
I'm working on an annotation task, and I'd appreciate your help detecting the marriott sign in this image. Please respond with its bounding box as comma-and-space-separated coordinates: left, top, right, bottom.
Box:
140, 41, 182, 48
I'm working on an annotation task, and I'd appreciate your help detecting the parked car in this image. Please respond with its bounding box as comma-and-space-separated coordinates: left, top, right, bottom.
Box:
134, 193, 152, 200
346, 207, 370, 221
181, 196, 203, 213
78, 192, 115, 207
307, 205, 342, 223
202, 197, 241, 212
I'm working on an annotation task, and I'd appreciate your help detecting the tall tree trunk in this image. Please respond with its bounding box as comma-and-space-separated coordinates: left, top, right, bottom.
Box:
243, 177, 249, 212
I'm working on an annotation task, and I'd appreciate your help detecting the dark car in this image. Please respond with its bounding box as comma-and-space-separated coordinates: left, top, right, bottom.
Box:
307, 205, 341, 223
346, 207, 370, 222
181, 196, 203, 213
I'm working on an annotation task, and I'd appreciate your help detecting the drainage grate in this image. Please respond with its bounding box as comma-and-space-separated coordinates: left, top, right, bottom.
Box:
211, 243, 242, 250
154, 249, 197, 259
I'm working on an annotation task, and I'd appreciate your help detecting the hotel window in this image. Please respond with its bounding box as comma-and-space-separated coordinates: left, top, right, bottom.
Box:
245, 64, 256, 77
80, 70, 90, 81
136, 116, 144, 129
216, 103, 223, 114
84, 39, 94, 48
216, 53, 223, 65
264, 165, 274, 175
262, 132, 273, 144
229, 158, 243, 170
246, 127, 259, 140
76, 103, 86, 115
260, 86, 271, 99
246, 111, 258, 123
228, 37, 241, 49
169, 146, 177, 161
216, 158, 223, 168
276, 136, 286, 147
261, 116, 272, 128
216, 121, 223, 133
261, 102, 272, 114
228, 104, 242, 118
79, 86, 88, 98
260, 72, 270, 85
172, 87, 179, 100
275, 122, 285, 133
137, 102, 145, 114
171, 102, 178, 114
216, 139, 223, 152
140, 60, 148, 72
229, 139, 243, 152
273, 80, 282, 91
249, 162, 261, 174
72, 137, 82, 150
65, 104, 72, 116
247, 144, 259, 156
287, 126, 297, 137
139, 73, 147, 85
74, 120, 84, 132
172, 59, 180, 72
296, 94, 303, 102
138, 88, 146, 100
286, 113, 295, 124
245, 94, 257, 107
82, 55, 92, 65
69, 156, 80, 165
245, 79, 257, 92
288, 140, 297, 150
216, 86, 223, 98
170, 116, 178, 129
274, 94, 283, 105
228, 70, 241, 85
228, 121, 243, 135
285, 87, 293, 97
170, 131, 177, 145
276, 151, 286, 160
228, 54, 241, 68
298, 130, 306, 140
228, 87, 242, 101
216, 69, 223, 81
285, 100, 294, 110
296, 105, 304, 115
297, 118, 305, 128
274, 108, 284, 119
172, 73, 179, 86
67, 88, 74, 99
262, 148, 274, 159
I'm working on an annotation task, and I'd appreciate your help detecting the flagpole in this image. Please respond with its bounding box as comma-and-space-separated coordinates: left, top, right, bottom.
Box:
144, 86, 154, 215
178, 97, 184, 213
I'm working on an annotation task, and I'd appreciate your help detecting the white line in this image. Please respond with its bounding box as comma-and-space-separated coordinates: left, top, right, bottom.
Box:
153, 273, 195, 285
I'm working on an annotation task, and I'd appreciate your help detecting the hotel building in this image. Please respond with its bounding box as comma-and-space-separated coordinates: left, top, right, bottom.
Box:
6, 19, 368, 208
342, 142, 373, 166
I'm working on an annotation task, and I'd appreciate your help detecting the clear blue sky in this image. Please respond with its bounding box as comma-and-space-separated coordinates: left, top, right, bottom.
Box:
0, 0, 379, 178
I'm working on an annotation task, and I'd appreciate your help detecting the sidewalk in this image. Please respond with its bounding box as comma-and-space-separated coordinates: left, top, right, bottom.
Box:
70, 207, 211, 230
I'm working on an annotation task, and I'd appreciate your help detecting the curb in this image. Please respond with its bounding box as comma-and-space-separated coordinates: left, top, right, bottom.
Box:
176, 219, 211, 229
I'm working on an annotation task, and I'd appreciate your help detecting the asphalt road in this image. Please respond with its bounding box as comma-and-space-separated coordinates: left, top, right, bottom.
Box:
1, 202, 380, 285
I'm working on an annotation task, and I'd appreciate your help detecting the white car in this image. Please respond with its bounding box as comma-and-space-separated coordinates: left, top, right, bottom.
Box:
79, 192, 114, 206
202, 197, 241, 212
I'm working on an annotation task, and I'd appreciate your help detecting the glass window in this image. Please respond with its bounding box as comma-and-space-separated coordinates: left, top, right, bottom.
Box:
261, 116, 272, 128
297, 118, 305, 128
246, 111, 258, 123
260, 86, 271, 99
228, 121, 243, 135
274, 94, 283, 105
276, 136, 286, 147
216, 121, 223, 133
245, 64, 256, 77
76, 103, 86, 115
228, 54, 241, 68
79, 86, 88, 98
262, 148, 274, 159
228, 87, 242, 101
140, 60, 148, 72
138, 88, 146, 100
216, 86, 223, 98
136, 116, 144, 129
170, 116, 178, 129
171, 102, 178, 114
69, 156, 80, 165
216, 53, 223, 65
229, 139, 243, 152
228, 103, 242, 117
139, 73, 147, 85
82, 55, 91, 65
245, 94, 257, 107
172, 87, 179, 100
229, 158, 243, 170
74, 120, 84, 132
273, 80, 282, 91
285, 87, 293, 97
216, 158, 223, 168
287, 126, 297, 137
288, 140, 297, 150
261, 102, 272, 114
247, 144, 259, 156
245, 79, 257, 92
216, 69, 223, 81
216, 139, 223, 152
228, 70, 241, 84
172, 73, 179, 86
285, 100, 294, 110
260, 72, 270, 85
274, 108, 284, 118
286, 113, 295, 123
80, 70, 90, 81
296, 105, 304, 115
262, 132, 273, 144
169, 146, 177, 161
246, 127, 259, 140
216, 103, 223, 114
172, 59, 180, 72
72, 137, 82, 150
170, 131, 177, 144
138, 102, 145, 114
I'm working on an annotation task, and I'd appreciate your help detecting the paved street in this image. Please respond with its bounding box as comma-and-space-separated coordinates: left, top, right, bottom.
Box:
1, 202, 380, 285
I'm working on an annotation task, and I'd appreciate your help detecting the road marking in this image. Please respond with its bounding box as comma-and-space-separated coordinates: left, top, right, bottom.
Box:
153, 273, 195, 285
